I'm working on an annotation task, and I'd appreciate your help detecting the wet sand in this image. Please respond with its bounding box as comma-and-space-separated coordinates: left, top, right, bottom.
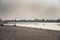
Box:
0, 26, 60, 40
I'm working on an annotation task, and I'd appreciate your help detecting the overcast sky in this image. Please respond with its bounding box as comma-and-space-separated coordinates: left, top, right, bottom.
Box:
0, 0, 60, 20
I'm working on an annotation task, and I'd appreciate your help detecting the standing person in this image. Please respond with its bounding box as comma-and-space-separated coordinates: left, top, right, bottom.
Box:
14, 18, 16, 26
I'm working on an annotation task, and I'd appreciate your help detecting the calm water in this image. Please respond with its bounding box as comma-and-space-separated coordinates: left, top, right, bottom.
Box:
4, 22, 60, 30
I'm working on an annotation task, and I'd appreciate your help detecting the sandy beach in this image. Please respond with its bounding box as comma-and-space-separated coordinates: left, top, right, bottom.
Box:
0, 26, 60, 40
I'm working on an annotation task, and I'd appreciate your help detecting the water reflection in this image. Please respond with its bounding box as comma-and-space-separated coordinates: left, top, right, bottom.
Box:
4, 22, 60, 30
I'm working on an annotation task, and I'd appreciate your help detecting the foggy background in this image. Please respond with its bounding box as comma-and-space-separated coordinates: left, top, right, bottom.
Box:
0, 0, 60, 20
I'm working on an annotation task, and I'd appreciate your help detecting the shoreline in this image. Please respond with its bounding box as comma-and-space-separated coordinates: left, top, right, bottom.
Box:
0, 25, 60, 40
0, 25, 60, 31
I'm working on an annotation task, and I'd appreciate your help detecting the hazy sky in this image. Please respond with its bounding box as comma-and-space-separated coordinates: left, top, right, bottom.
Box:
0, 0, 60, 20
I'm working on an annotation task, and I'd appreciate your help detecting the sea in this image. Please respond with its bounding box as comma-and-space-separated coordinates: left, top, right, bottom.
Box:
4, 22, 60, 30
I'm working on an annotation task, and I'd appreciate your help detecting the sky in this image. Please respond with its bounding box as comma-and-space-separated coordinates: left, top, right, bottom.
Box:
0, 0, 60, 20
